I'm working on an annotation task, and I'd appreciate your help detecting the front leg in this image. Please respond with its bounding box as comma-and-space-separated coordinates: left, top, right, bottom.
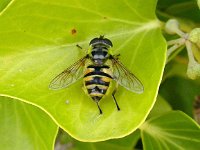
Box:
76, 44, 88, 55
112, 83, 120, 111
109, 54, 120, 60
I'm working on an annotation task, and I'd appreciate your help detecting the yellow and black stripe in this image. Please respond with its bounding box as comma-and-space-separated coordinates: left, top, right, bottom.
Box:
84, 65, 112, 102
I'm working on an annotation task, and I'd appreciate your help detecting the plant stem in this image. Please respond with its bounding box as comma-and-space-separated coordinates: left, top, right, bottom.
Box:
167, 43, 184, 59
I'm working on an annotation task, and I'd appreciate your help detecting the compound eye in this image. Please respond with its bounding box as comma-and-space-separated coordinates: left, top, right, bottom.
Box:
89, 38, 99, 45
89, 37, 113, 47
103, 38, 113, 47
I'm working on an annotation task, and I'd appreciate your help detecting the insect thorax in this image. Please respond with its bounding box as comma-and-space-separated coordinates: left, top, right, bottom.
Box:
89, 36, 113, 66
90, 44, 111, 65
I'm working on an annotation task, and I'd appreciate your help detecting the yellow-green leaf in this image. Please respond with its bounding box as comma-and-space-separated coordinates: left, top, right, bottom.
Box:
140, 111, 200, 150
0, 96, 58, 150
0, 0, 166, 141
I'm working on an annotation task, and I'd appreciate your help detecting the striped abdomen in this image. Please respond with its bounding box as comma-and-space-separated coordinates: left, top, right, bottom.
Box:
84, 65, 113, 102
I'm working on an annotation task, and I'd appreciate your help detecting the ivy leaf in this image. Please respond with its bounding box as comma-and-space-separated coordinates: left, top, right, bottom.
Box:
148, 95, 172, 118
160, 76, 200, 117
89, 130, 140, 150
140, 111, 200, 150
0, 96, 58, 150
56, 130, 140, 150
0, 0, 11, 12
0, 0, 166, 141
157, 0, 200, 23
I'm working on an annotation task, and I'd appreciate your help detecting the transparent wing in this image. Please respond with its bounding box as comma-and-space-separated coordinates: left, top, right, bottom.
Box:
111, 56, 144, 94
49, 56, 88, 90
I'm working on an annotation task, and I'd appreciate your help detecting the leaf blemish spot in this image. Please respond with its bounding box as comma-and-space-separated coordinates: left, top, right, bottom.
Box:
103, 16, 107, 19
65, 100, 70, 104
10, 84, 15, 87
71, 28, 77, 35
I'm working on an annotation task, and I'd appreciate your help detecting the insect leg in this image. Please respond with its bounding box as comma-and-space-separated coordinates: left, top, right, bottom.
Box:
110, 54, 120, 61
113, 54, 120, 59
115, 54, 120, 57
76, 44, 83, 49
76, 44, 88, 54
96, 102, 103, 114
112, 83, 120, 111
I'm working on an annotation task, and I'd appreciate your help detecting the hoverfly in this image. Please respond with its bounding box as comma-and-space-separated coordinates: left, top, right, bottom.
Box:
49, 36, 144, 114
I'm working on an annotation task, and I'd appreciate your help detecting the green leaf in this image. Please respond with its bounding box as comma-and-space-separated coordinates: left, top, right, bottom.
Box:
157, 0, 200, 23
77, 131, 140, 150
160, 76, 200, 117
0, 0, 11, 12
0, 0, 166, 141
148, 95, 172, 118
140, 111, 200, 150
198, 0, 200, 9
0, 96, 58, 150
163, 59, 188, 81
56, 130, 140, 150
90, 130, 140, 150
81, 130, 140, 150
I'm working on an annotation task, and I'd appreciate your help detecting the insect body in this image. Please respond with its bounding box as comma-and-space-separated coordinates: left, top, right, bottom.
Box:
84, 65, 113, 114
49, 36, 144, 114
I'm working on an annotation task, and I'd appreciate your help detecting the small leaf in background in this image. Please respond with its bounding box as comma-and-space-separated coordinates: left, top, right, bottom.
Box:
89, 130, 140, 150
148, 95, 172, 118
157, 0, 200, 23
55, 129, 140, 150
160, 76, 200, 117
0, 0, 11, 12
163, 58, 188, 81
140, 111, 200, 150
0, 0, 166, 141
0, 97, 58, 150
198, 0, 200, 9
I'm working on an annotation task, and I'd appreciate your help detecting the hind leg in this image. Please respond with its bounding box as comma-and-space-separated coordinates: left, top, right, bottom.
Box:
92, 96, 103, 114
96, 101, 102, 114
82, 86, 103, 114
112, 83, 120, 111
